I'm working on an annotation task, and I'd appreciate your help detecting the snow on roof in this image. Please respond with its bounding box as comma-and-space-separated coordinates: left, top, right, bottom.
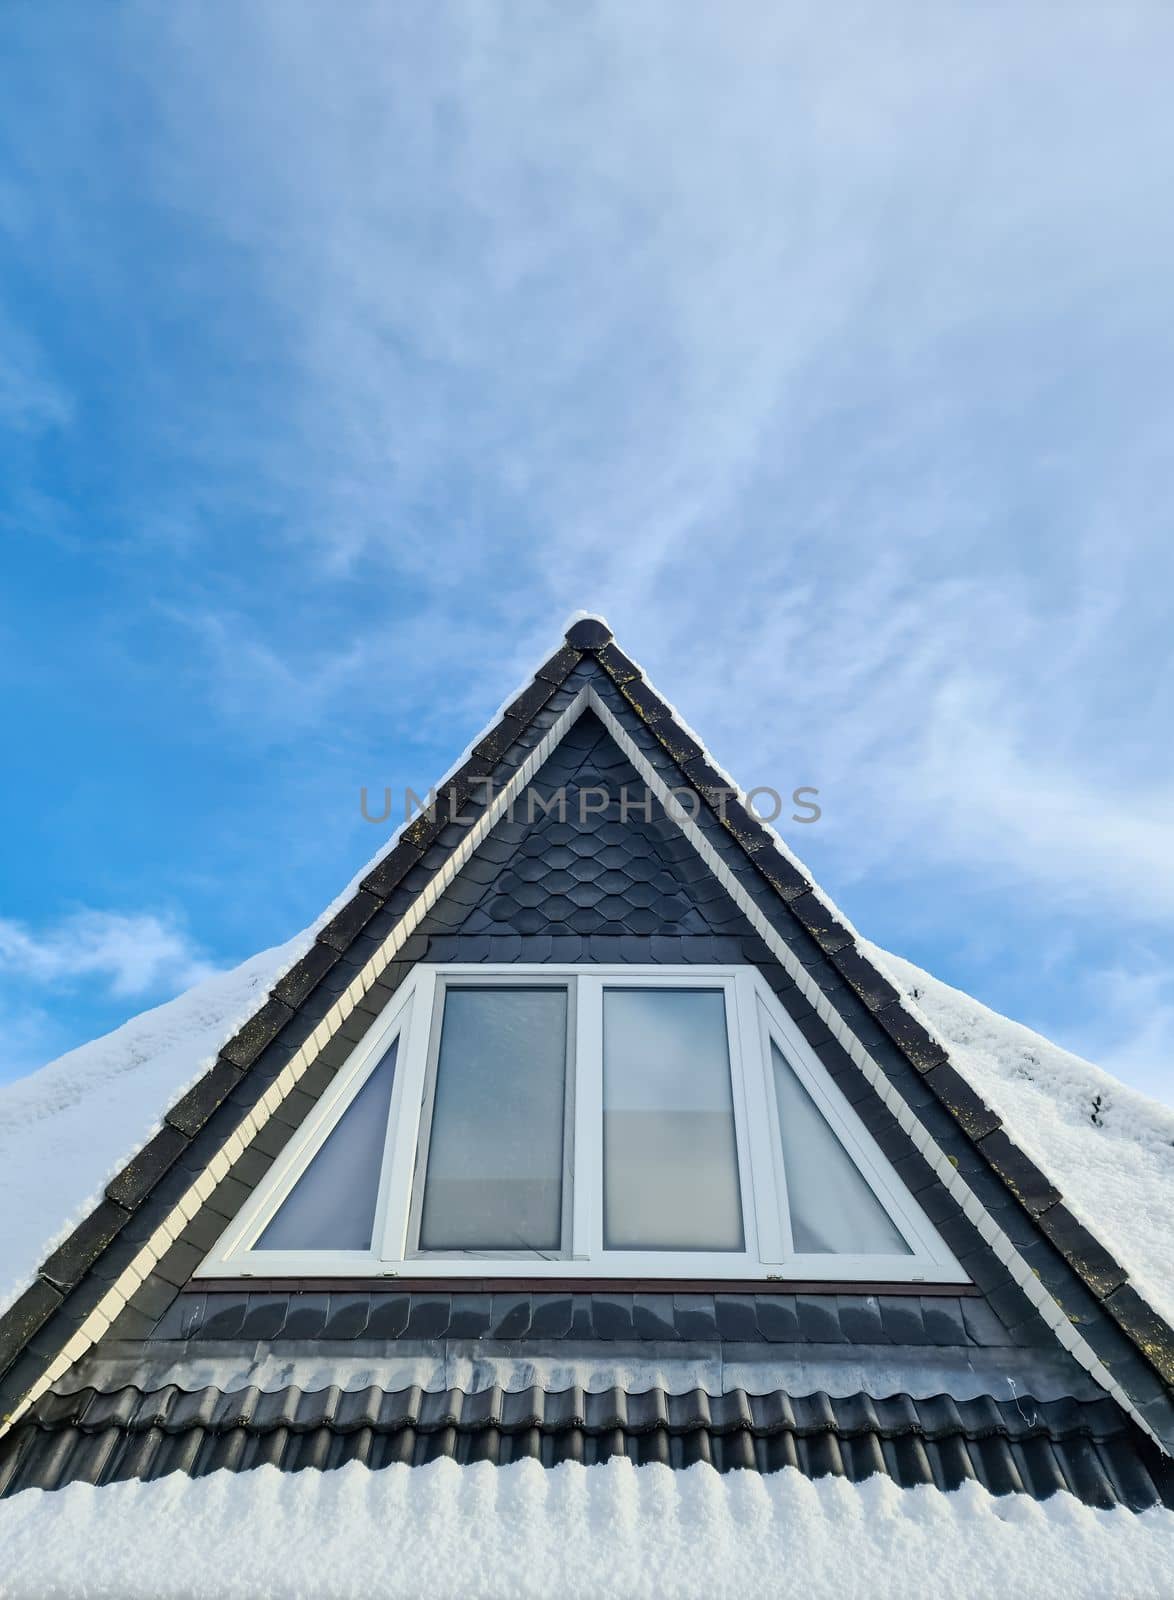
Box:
0, 938, 303, 1315
3, 913, 1171, 1336
867, 942, 1174, 1329
0, 1456, 1169, 1598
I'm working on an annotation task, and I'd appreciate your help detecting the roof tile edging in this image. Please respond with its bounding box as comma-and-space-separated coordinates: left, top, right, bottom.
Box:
22, 1384, 1130, 1445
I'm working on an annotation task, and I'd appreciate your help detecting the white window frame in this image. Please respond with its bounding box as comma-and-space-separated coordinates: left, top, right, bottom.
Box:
196, 964, 967, 1285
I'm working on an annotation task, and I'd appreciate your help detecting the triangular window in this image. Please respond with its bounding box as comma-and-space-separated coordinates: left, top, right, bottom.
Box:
769, 1039, 911, 1256
752, 984, 949, 1273
209, 985, 414, 1266
256, 1037, 399, 1252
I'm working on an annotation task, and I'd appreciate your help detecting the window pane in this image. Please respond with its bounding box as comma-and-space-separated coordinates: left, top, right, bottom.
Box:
603, 987, 744, 1252
771, 1040, 911, 1255
257, 1037, 398, 1251
418, 987, 568, 1252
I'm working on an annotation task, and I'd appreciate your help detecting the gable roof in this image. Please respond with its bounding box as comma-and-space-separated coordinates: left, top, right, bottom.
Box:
1, 614, 1171, 1456
871, 947, 1174, 1331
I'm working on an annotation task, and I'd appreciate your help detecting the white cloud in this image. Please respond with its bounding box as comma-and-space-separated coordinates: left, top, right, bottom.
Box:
0, 910, 216, 1000
6, 0, 1174, 1091
85, 1, 1171, 926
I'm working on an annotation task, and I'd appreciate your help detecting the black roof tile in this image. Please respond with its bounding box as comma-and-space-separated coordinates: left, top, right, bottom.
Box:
591, 1294, 635, 1340
595, 641, 641, 683
364, 1295, 411, 1339
196, 1297, 250, 1340
270, 941, 344, 1010
713, 797, 770, 857
39, 1202, 132, 1296
0, 1281, 63, 1377
403, 1294, 452, 1340
834, 1295, 889, 1344
922, 1062, 1002, 1141
503, 676, 559, 726
236, 1292, 287, 1344
317, 890, 384, 954
489, 1294, 531, 1339
619, 678, 670, 724
525, 1294, 574, 1339
535, 642, 583, 685
829, 944, 901, 1011
797, 1296, 848, 1344
470, 716, 527, 764
751, 844, 811, 903
714, 1295, 759, 1342
753, 1296, 801, 1343
164, 1059, 244, 1139
7, 1380, 1166, 1507
873, 1004, 949, 1072
320, 1293, 371, 1341
220, 997, 296, 1072
1103, 1286, 1174, 1387
631, 1294, 677, 1341
1034, 1207, 1128, 1301
673, 1295, 718, 1340
976, 1129, 1064, 1217
564, 617, 612, 650
279, 1293, 330, 1340
567, 1294, 596, 1338
653, 720, 705, 767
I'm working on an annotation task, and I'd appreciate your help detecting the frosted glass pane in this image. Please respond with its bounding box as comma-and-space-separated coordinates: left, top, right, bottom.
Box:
771, 1041, 911, 1255
418, 987, 568, 1252
257, 1038, 398, 1251
603, 988, 743, 1251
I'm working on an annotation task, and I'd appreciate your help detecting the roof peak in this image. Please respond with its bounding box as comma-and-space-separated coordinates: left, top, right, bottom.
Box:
562, 612, 613, 649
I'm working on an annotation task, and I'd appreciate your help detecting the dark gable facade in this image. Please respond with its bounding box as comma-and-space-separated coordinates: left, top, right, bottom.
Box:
1, 617, 1171, 1509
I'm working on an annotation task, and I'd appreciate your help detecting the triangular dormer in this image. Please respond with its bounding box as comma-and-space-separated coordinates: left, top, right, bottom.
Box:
1, 616, 1170, 1513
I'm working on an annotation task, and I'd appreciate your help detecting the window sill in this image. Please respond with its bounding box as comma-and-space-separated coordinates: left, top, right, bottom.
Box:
192, 1274, 981, 1297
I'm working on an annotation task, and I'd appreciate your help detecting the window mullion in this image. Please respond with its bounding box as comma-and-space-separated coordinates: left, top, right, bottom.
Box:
745, 977, 796, 1261
732, 970, 786, 1264
573, 974, 603, 1260
376, 967, 438, 1261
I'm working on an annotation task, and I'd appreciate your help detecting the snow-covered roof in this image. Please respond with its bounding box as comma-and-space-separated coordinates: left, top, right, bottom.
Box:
867, 946, 1174, 1329
0, 1455, 1170, 1599
0, 938, 302, 1315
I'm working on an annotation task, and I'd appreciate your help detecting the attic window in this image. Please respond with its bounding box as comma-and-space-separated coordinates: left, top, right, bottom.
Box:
414, 985, 571, 1254
602, 988, 743, 1252
198, 965, 966, 1284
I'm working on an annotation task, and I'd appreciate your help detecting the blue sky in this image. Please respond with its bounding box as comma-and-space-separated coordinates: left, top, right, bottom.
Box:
2, 4, 1173, 1102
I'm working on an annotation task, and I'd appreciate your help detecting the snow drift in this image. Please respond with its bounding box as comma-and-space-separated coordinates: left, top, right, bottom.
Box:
0, 1457, 1170, 1600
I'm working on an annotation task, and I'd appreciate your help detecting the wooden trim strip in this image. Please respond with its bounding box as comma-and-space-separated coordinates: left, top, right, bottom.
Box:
191, 1277, 982, 1297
